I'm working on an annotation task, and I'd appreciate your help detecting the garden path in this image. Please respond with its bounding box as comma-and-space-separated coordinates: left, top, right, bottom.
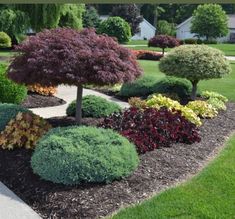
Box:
31, 85, 129, 118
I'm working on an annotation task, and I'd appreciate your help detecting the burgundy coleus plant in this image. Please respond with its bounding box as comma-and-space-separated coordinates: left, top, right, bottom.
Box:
148, 35, 180, 55
100, 107, 200, 154
8, 28, 143, 124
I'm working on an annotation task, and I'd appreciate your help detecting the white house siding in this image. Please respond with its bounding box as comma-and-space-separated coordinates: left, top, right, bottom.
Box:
131, 19, 156, 40
176, 15, 235, 42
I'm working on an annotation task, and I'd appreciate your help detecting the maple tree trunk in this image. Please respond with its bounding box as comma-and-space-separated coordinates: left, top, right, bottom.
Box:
75, 84, 83, 125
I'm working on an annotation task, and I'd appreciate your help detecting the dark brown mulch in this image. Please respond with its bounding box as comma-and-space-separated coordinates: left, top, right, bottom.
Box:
0, 103, 235, 219
21, 92, 66, 108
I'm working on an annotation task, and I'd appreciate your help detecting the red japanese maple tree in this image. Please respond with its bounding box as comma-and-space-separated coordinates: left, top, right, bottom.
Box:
8, 28, 142, 124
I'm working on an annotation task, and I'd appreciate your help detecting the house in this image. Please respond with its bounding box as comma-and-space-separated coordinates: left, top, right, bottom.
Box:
100, 15, 156, 40
176, 14, 235, 42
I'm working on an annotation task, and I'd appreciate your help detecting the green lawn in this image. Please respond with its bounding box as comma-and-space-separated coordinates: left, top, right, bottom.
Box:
0, 51, 14, 57
139, 60, 235, 101
111, 134, 235, 219
126, 40, 235, 56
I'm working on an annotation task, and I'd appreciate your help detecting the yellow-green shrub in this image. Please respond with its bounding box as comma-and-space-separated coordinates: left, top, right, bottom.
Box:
186, 100, 218, 118
28, 84, 57, 96
128, 97, 147, 109
146, 94, 201, 126
0, 112, 51, 150
201, 91, 228, 103
207, 98, 227, 111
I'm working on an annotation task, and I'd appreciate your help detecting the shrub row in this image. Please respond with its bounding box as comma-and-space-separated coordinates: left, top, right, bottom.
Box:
132, 50, 163, 61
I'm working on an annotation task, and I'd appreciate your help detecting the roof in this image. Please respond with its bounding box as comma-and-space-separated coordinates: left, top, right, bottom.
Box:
177, 14, 235, 29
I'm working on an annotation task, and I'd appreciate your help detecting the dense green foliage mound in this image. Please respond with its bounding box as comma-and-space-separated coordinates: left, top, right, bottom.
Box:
98, 16, 131, 43
0, 103, 30, 132
31, 126, 139, 185
0, 32, 11, 48
66, 95, 121, 118
0, 64, 27, 104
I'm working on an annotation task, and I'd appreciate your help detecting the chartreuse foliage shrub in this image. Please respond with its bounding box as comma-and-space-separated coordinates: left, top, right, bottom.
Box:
98, 16, 131, 43
146, 94, 202, 126
201, 91, 228, 111
66, 95, 121, 118
101, 107, 200, 154
0, 32, 11, 48
119, 75, 158, 98
0, 104, 30, 132
186, 100, 218, 118
128, 97, 147, 109
159, 45, 231, 99
28, 84, 57, 96
31, 126, 139, 185
0, 64, 27, 104
0, 112, 51, 150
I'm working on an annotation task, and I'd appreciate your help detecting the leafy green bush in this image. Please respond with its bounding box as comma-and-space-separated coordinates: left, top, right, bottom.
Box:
66, 95, 121, 118
0, 32, 11, 48
0, 64, 27, 104
31, 126, 139, 185
183, 38, 198, 44
98, 16, 131, 43
0, 103, 30, 132
119, 75, 158, 98
159, 45, 231, 99
152, 77, 192, 99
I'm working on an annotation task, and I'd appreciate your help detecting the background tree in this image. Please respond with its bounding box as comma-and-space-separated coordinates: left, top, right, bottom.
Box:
148, 35, 180, 55
110, 4, 143, 35
82, 6, 101, 28
157, 20, 176, 36
98, 17, 131, 44
159, 45, 231, 100
7, 28, 142, 124
14, 4, 63, 32
191, 4, 229, 40
0, 8, 30, 44
59, 4, 85, 29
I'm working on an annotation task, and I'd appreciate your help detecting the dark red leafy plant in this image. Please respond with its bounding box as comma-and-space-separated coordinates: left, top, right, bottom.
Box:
100, 107, 200, 154
8, 28, 142, 124
148, 35, 180, 55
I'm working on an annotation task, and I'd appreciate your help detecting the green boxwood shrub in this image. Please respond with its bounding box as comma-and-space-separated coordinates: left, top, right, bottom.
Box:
152, 77, 192, 99
0, 64, 27, 104
98, 16, 131, 43
0, 103, 30, 132
119, 75, 158, 98
31, 126, 139, 185
66, 95, 121, 118
0, 32, 11, 48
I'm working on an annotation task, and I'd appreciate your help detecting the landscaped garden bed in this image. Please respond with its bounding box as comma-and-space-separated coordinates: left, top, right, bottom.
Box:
0, 102, 235, 219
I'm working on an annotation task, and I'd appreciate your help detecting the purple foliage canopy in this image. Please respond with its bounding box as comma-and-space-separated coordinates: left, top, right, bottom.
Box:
8, 28, 142, 86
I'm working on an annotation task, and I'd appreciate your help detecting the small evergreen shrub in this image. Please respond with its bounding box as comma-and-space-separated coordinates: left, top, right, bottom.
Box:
31, 126, 139, 185
152, 77, 192, 99
0, 64, 27, 104
183, 38, 198, 44
0, 32, 11, 48
0, 104, 30, 132
66, 95, 121, 118
119, 75, 158, 98
186, 100, 218, 118
100, 107, 200, 154
146, 94, 201, 126
98, 16, 131, 43
0, 112, 51, 150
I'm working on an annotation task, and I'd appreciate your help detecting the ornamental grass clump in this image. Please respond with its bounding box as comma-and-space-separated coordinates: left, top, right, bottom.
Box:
7, 28, 142, 124
100, 107, 200, 154
31, 126, 139, 185
159, 45, 231, 100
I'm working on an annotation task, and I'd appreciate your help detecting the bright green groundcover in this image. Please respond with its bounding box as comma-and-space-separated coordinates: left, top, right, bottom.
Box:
111, 134, 235, 219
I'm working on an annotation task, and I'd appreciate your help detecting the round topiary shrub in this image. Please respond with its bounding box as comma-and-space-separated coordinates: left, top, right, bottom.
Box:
0, 103, 30, 132
66, 95, 121, 118
152, 77, 192, 99
31, 126, 139, 185
98, 16, 131, 43
0, 32, 11, 48
159, 45, 231, 100
119, 75, 158, 98
0, 64, 27, 104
